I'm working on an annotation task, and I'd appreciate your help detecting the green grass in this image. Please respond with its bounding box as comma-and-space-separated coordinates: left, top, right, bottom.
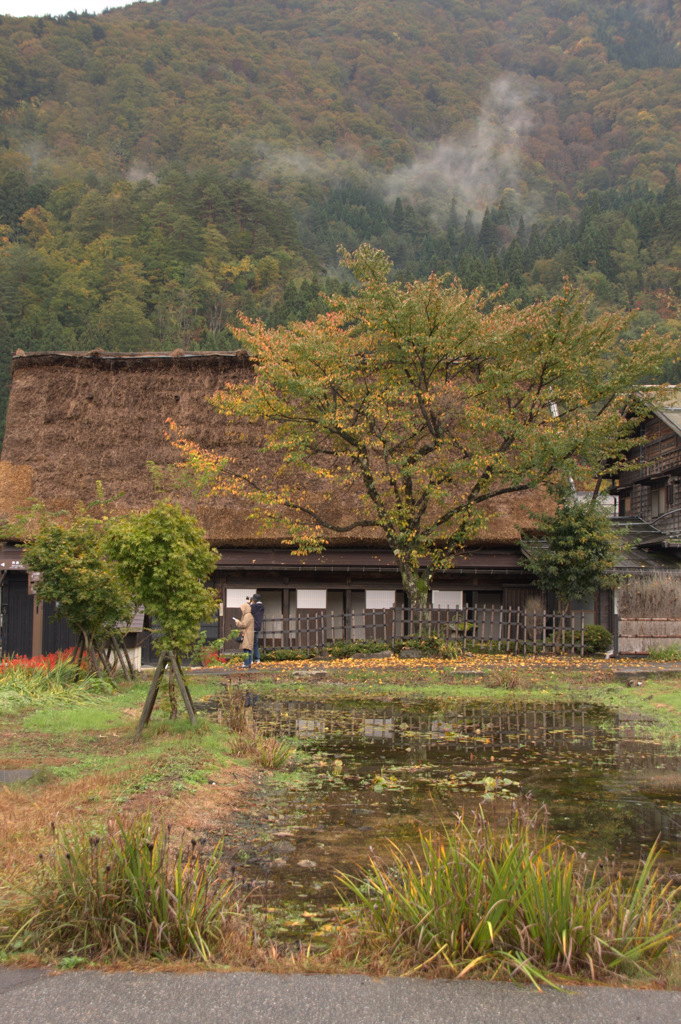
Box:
15, 693, 246, 792
115, 747, 217, 800
0, 662, 110, 714
647, 643, 681, 662
23, 705, 127, 733
338, 807, 681, 986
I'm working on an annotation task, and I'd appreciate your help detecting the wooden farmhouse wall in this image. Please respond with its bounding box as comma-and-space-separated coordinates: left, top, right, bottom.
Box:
617, 617, 681, 655
618, 415, 681, 532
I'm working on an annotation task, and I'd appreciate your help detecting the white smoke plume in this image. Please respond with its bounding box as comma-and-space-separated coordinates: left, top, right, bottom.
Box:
382, 76, 536, 224
125, 161, 158, 184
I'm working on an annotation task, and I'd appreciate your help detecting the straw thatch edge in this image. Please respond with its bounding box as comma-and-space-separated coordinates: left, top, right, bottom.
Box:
0, 351, 553, 549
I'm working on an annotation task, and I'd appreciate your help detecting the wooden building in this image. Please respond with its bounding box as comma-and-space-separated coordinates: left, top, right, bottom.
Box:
0, 350, 675, 658
611, 388, 681, 653
615, 388, 681, 541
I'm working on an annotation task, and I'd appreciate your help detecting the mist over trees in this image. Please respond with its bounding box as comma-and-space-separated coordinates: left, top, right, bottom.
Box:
1, 0, 680, 436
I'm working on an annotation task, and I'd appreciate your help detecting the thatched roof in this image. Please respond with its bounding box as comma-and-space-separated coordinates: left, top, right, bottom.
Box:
0, 351, 551, 548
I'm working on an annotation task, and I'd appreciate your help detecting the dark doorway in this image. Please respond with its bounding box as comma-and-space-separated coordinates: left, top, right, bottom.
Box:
42, 602, 78, 655
1, 573, 34, 658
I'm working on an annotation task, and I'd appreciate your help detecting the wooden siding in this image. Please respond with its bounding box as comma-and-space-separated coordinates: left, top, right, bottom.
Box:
42, 602, 78, 654
1, 574, 33, 657
618, 617, 681, 654
616, 414, 681, 532
619, 417, 681, 486
596, 589, 614, 633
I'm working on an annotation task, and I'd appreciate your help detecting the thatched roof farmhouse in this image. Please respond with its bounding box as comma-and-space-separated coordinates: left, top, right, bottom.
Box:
1, 350, 676, 657
0, 350, 553, 545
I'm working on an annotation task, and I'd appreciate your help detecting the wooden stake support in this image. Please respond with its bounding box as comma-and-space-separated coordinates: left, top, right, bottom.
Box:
135, 652, 197, 739
72, 630, 135, 688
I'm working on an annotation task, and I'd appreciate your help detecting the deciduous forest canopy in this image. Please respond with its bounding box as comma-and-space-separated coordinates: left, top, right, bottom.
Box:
1, 0, 681, 435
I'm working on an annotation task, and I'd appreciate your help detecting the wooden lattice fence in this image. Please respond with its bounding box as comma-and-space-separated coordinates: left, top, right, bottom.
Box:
236, 604, 587, 656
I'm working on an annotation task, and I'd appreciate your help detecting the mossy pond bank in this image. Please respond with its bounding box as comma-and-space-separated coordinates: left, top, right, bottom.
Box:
199, 691, 681, 944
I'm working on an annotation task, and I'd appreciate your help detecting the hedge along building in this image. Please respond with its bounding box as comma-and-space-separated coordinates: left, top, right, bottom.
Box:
0, 349, 618, 659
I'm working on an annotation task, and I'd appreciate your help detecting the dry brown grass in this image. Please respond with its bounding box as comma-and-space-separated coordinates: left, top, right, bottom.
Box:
0, 760, 255, 890
0, 770, 129, 885
619, 574, 681, 619
141, 764, 254, 833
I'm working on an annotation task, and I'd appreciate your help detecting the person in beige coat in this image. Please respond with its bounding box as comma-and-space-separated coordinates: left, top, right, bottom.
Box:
234, 600, 255, 668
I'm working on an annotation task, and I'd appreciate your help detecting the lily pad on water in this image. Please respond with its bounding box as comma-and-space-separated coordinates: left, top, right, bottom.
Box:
371, 773, 411, 792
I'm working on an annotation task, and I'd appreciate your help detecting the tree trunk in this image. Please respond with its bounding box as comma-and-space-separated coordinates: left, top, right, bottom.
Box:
119, 639, 135, 680
82, 630, 100, 676
398, 561, 431, 634
70, 636, 85, 678
168, 673, 178, 719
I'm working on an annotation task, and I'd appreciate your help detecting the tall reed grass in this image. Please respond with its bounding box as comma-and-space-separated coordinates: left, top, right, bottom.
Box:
5, 816, 242, 962
338, 807, 681, 986
219, 685, 295, 769
229, 729, 295, 769
218, 684, 250, 732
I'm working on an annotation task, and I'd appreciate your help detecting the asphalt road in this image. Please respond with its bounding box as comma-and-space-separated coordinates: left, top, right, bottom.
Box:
1, 969, 680, 1024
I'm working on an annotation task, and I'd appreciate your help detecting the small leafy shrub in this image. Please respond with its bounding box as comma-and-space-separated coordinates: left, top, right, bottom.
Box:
464, 640, 501, 654
338, 807, 681, 985
451, 621, 476, 638
647, 642, 681, 662
583, 624, 613, 655
327, 635, 462, 659
487, 667, 522, 690
435, 639, 462, 659
394, 635, 441, 655
561, 626, 613, 655
200, 651, 229, 667
195, 638, 228, 666
327, 639, 393, 659
6, 816, 241, 962
262, 647, 315, 661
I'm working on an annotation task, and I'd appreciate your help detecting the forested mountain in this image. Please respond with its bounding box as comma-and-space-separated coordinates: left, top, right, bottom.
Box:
1, 0, 681, 433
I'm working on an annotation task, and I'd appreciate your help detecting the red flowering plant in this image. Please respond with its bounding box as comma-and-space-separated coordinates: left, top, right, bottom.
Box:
0, 648, 77, 673
0, 647, 104, 712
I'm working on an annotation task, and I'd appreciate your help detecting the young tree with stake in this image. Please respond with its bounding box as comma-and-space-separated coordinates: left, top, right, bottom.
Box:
105, 502, 219, 733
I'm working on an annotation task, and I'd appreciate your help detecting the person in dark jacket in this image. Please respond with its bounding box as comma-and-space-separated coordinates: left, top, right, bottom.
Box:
250, 592, 265, 665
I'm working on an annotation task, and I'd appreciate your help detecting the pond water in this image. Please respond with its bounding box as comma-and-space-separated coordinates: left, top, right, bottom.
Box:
214, 695, 681, 941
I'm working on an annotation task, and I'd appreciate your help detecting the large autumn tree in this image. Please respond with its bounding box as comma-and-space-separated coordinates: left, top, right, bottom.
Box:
173, 245, 673, 606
